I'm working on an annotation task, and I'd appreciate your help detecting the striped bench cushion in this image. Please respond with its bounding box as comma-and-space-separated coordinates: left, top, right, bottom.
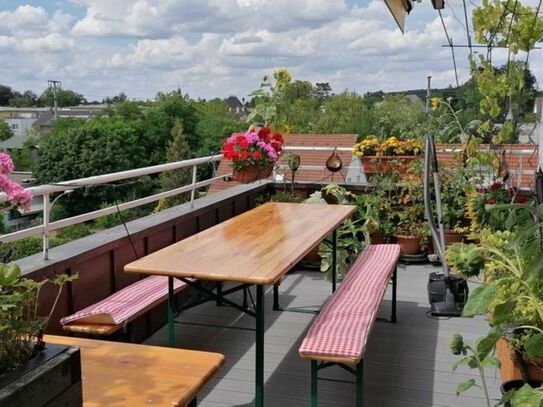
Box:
299, 244, 400, 363
60, 276, 185, 326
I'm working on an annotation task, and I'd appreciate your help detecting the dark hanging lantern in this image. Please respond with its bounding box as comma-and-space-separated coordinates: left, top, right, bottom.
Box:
325, 148, 343, 173
536, 167, 543, 205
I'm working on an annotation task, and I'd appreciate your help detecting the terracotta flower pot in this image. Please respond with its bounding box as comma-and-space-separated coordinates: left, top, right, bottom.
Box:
445, 230, 465, 245
232, 164, 273, 184
370, 233, 387, 244
496, 338, 543, 383
395, 235, 422, 255
360, 156, 420, 179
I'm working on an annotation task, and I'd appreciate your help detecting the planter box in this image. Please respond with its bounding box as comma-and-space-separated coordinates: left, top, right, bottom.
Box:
360, 156, 419, 179
496, 338, 543, 383
0, 344, 82, 407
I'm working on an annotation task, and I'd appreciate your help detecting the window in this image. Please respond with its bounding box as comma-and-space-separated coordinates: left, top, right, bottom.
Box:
11, 124, 18, 130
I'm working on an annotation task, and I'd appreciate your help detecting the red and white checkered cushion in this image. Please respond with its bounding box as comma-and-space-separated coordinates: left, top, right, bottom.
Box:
60, 276, 186, 326
299, 244, 400, 363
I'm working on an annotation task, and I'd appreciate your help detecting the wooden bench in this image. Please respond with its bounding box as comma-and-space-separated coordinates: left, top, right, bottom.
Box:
61, 275, 187, 337
298, 244, 400, 407
48, 334, 225, 406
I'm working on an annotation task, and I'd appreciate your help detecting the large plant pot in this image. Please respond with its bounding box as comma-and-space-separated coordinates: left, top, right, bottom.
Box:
0, 343, 82, 406
232, 164, 274, 184
370, 233, 388, 244
445, 230, 465, 245
496, 338, 543, 383
360, 156, 420, 179
395, 235, 422, 255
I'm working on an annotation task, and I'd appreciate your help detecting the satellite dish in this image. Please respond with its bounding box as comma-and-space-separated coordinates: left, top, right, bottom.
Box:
384, 0, 414, 33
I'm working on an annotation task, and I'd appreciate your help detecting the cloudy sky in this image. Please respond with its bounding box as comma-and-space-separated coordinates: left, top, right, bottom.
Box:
0, 0, 541, 101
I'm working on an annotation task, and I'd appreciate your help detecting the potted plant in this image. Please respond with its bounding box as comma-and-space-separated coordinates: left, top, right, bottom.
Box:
451, 202, 543, 402
222, 127, 284, 183
352, 136, 423, 179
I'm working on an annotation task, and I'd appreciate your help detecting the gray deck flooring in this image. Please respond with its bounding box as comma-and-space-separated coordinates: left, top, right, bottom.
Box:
145, 263, 501, 407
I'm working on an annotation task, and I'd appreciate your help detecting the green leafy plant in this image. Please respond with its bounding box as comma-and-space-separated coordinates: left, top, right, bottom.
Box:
448, 333, 499, 407
0, 263, 78, 374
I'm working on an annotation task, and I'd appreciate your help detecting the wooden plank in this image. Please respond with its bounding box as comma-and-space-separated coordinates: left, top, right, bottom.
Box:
47, 335, 225, 407
125, 203, 356, 285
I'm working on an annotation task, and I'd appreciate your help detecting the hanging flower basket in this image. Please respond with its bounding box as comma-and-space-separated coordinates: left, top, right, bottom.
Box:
232, 164, 274, 184
223, 127, 284, 185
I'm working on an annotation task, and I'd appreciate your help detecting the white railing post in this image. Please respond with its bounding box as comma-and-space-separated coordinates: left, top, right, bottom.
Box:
43, 193, 50, 260
190, 165, 198, 208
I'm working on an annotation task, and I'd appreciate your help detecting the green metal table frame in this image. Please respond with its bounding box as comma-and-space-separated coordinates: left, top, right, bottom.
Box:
272, 229, 338, 314
167, 276, 266, 407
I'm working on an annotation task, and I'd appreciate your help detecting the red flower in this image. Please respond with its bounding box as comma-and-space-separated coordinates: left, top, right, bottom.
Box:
240, 150, 249, 160
236, 135, 246, 143
252, 151, 261, 160
476, 187, 486, 194
515, 194, 527, 203
231, 151, 239, 161
224, 143, 234, 152
271, 141, 282, 152
486, 197, 496, 204
272, 132, 284, 144
258, 128, 271, 139
490, 182, 502, 190
238, 139, 249, 149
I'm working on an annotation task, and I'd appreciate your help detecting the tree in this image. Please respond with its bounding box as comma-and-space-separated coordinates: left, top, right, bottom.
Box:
103, 92, 128, 104
372, 94, 426, 138
34, 117, 150, 215
0, 120, 13, 142
313, 82, 332, 99
38, 88, 86, 108
9, 90, 38, 107
0, 85, 14, 106
157, 120, 192, 208
313, 91, 376, 137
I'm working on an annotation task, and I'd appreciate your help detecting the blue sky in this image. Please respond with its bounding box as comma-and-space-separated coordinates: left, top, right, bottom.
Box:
0, 0, 540, 101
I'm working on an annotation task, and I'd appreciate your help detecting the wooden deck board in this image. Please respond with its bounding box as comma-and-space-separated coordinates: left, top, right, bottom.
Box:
145, 263, 501, 407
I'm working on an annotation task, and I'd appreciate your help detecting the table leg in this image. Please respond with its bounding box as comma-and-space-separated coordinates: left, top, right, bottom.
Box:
255, 285, 264, 407
332, 228, 337, 293
168, 276, 175, 347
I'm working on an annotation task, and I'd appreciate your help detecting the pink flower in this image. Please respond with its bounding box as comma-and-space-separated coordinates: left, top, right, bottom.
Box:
0, 153, 15, 175
0, 174, 32, 212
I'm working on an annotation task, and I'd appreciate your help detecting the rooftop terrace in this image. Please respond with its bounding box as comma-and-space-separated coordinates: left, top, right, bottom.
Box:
145, 263, 500, 407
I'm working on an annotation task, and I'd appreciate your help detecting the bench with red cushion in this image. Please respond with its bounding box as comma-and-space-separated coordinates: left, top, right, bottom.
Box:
299, 244, 400, 407
61, 275, 187, 336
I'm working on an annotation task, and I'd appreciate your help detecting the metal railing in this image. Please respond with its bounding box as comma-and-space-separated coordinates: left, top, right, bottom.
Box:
1, 143, 539, 260
0, 154, 226, 259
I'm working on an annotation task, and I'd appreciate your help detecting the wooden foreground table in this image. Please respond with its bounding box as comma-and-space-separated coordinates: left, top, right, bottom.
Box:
125, 202, 356, 407
48, 335, 224, 407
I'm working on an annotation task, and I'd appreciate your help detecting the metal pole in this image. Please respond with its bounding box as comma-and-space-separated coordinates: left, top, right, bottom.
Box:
167, 276, 175, 347
42, 194, 50, 260
425, 76, 432, 112
332, 229, 337, 293
190, 165, 197, 208
255, 285, 264, 407
356, 361, 364, 407
311, 360, 319, 407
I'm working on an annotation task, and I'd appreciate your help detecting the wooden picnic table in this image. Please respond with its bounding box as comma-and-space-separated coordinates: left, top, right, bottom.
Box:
125, 202, 356, 407
48, 335, 225, 407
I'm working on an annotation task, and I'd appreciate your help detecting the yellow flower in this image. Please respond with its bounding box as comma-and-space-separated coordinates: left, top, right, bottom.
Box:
431, 97, 440, 110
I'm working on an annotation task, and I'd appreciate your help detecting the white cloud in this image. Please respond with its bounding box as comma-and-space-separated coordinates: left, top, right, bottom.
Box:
1, 0, 542, 101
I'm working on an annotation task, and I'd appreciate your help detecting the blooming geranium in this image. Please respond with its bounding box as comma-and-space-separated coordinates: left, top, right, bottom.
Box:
0, 152, 32, 212
223, 127, 284, 171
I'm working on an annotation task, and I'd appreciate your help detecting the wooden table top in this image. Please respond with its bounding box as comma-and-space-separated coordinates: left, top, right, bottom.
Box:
125, 202, 356, 285
48, 335, 224, 407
